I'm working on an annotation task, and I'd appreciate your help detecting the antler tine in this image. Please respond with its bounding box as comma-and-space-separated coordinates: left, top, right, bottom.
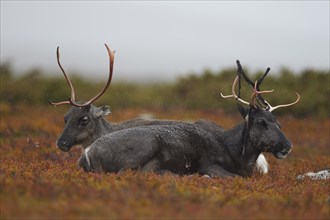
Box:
237, 61, 242, 99
70, 43, 115, 107
255, 67, 271, 107
48, 99, 71, 106
253, 67, 300, 112
49, 46, 76, 106
251, 80, 274, 107
233, 61, 300, 111
236, 60, 254, 88
237, 60, 271, 107
221, 76, 250, 106
57, 46, 76, 102
265, 93, 300, 112
256, 67, 270, 88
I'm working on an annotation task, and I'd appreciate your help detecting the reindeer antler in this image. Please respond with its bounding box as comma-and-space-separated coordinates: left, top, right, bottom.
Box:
221, 76, 274, 107
250, 80, 274, 107
234, 60, 300, 112
48, 47, 77, 106
49, 43, 114, 107
222, 61, 300, 111
70, 44, 114, 107
236, 60, 270, 108
221, 76, 250, 106
264, 93, 300, 112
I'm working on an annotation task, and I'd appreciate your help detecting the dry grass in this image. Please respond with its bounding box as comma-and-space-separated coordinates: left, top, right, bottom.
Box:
1, 104, 329, 219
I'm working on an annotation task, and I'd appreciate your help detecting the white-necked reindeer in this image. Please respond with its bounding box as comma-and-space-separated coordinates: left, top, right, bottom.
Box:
77, 61, 299, 177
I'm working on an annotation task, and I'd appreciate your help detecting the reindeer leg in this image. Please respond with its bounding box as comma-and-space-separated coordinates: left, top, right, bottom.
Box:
200, 164, 238, 178
158, 170, 180, 176
78, 154, 91, 172
141, 158, 178, 176
141, 158, 160, 172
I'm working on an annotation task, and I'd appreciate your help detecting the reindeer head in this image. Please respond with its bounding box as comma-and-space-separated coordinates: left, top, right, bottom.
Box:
49, 44, 114, 152
221, 61, 300, 159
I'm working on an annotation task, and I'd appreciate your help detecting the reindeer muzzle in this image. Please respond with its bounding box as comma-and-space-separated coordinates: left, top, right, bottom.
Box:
274, 141, 293, 159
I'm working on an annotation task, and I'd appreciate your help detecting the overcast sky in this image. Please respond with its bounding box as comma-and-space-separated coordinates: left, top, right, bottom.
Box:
1, 1, 329, 82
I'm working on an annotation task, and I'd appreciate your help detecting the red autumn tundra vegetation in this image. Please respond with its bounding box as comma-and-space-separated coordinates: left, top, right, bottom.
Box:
0, 104, 329, 219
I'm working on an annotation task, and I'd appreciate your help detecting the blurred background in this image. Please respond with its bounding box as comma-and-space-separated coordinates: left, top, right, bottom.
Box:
1, 1, 329, 118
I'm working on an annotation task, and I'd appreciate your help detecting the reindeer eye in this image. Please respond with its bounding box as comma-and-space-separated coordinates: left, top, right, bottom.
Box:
79, 116, 89, 125
257, 119, 267, 127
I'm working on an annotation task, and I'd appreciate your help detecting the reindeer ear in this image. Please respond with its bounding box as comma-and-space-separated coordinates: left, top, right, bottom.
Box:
245, 105, 260, 125
94, 105, 111, 118
237, 104, 249, 119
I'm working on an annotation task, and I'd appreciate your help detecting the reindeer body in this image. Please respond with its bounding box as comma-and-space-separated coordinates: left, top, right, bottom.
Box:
79, 107, 291, 177
57, 104, 180, 151
79, 123, 207, 174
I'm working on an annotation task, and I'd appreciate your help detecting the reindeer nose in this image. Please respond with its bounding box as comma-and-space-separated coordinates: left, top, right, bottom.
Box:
56, 139, 67, 148
281, 140, 293, 156
286, 141, 293, 150
284, 139, 293, 150
56, 140, 71, 152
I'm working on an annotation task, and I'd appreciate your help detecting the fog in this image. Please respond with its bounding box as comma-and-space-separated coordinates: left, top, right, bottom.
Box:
1, 1, 329, 82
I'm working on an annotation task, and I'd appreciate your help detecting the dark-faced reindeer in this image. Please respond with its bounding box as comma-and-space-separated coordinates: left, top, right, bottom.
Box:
49, 44, 226, 153
79, 61, 300, 177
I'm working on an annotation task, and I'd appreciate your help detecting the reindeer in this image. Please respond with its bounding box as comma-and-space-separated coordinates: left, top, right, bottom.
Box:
49, 44, 200, 152
78, 61, 300, 177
